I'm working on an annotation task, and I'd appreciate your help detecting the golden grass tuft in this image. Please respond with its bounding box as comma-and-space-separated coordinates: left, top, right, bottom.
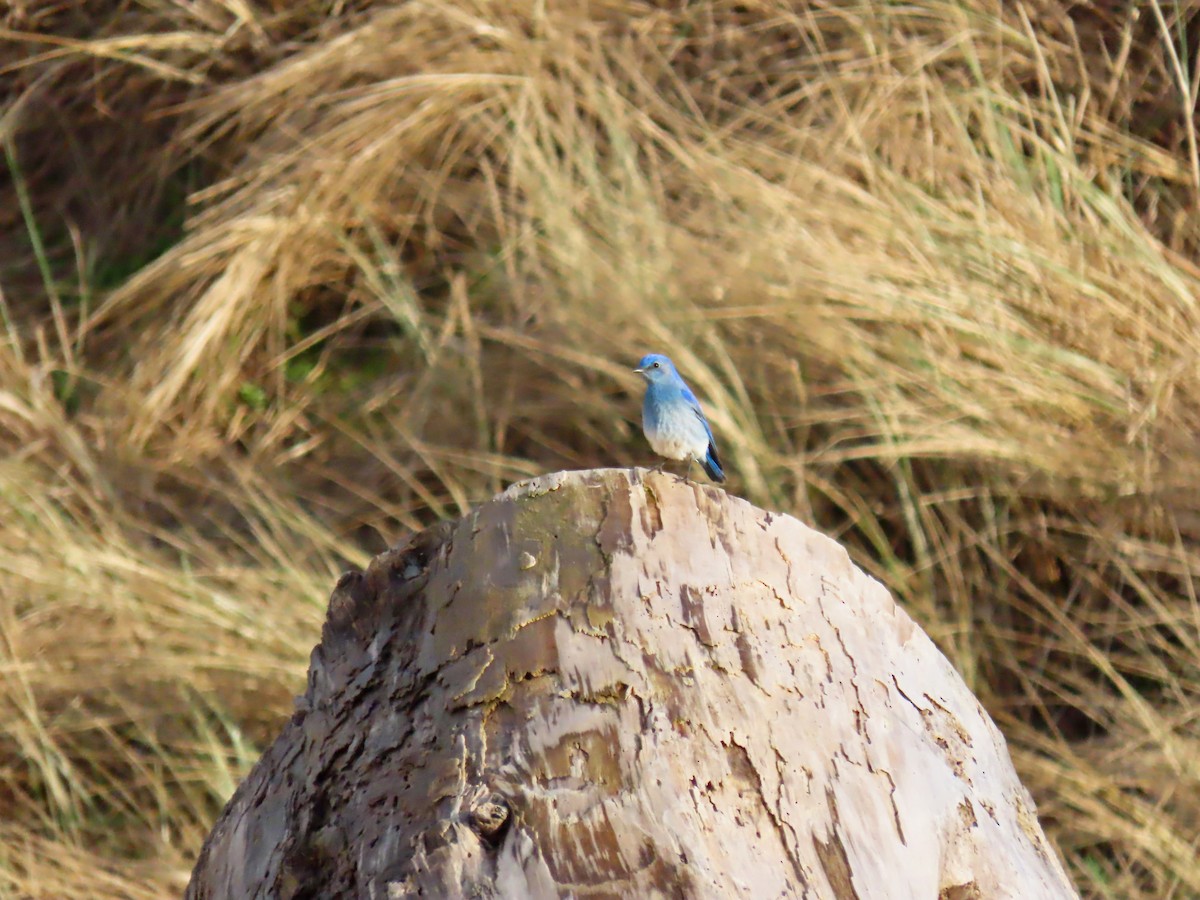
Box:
3, 1, 1200, 896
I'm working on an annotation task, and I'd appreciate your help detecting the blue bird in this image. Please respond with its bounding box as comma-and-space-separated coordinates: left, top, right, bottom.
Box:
635, 353, 725, 483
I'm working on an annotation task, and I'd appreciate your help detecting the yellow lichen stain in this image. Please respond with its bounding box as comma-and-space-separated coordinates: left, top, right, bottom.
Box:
505, 613, 567, 672
508, 607, 559, 638
956, 798, 977, 829
586, 604, 615, 632
1013, 793, 1052, 860
536, 724, 624, 790
569, 681, 629, 707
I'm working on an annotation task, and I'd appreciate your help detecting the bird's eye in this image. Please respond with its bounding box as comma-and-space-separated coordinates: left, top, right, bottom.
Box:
652, 362, 660, 368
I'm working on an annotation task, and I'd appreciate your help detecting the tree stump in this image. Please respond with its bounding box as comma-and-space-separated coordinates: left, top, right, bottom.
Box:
185, 469, 1077, 899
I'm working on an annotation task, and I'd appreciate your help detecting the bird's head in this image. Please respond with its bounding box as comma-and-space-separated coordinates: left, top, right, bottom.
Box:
634, 353, 677, 383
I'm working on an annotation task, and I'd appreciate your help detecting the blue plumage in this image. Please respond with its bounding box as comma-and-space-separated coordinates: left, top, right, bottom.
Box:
635, 353, 725, 483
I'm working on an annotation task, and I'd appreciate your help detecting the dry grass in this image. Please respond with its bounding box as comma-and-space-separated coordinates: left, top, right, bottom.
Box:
2, 1, 1199, 896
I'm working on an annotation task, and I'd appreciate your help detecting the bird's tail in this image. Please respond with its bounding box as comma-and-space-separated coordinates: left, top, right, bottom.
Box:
701, 441, 725, 483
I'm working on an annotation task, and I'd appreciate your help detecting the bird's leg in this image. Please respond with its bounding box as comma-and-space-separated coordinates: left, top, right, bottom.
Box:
651, 460, 667, 475
683, 458, 695, 485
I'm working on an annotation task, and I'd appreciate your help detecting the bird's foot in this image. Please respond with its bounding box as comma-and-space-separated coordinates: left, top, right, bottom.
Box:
683, 459, 697, 485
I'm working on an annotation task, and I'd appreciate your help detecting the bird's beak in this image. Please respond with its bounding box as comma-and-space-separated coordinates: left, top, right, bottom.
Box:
633, 367, 644, 374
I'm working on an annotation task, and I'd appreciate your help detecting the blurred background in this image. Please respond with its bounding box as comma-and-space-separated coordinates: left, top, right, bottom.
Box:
2, 1, 1199, 896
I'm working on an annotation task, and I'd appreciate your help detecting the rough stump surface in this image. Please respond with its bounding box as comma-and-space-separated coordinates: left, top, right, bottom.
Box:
185, 468, 1077, 899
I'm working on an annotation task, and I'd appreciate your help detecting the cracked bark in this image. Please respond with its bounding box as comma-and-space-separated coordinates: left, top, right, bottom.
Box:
185, 469, 1077, 899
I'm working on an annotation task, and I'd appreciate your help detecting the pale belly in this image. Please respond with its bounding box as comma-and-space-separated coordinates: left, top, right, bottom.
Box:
647, 430, 700, 461
643, 401, 709, 461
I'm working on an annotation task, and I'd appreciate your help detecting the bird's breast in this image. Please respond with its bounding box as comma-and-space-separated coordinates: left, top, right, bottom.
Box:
643, 396, 710, 460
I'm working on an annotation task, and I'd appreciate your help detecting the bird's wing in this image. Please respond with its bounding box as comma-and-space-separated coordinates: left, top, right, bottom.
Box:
679, 385, 717, 442
679, 384, 702, 411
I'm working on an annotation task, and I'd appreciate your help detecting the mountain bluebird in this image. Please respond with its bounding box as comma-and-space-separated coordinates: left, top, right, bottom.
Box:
635, 353, 726, 483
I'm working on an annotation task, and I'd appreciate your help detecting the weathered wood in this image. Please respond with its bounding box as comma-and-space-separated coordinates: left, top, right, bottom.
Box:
185, 468, 1077, 899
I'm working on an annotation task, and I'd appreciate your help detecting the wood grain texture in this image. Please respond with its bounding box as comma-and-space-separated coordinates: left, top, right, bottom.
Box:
185, 468, 1077, 899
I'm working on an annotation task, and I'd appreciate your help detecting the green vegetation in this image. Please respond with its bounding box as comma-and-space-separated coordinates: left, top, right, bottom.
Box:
2, 2, 1199, 896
